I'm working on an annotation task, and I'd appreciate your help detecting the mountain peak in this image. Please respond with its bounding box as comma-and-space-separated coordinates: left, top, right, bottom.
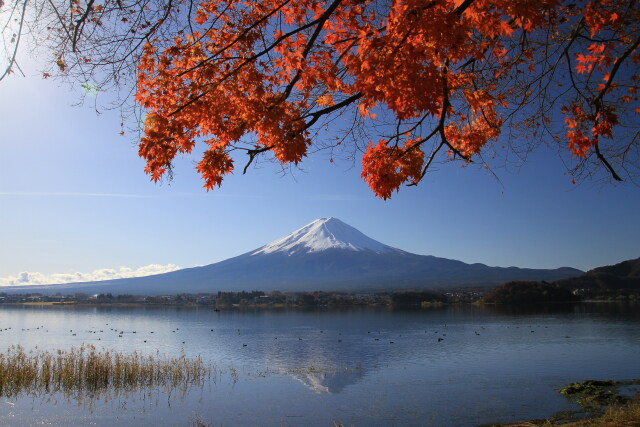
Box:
251, 218, 399, 256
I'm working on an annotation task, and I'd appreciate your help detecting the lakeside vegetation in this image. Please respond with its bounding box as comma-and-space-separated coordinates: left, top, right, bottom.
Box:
0, 288, 483, 308
479, 258, 640, 305
487, 379, 640, 427
2, 342, 638, 426
556, 402, 640, 426
480, 281, 580, 304
2, 284, 638, 310
0, 344, 210, 400
488, 402, 640, 427
478, 280, 640, 305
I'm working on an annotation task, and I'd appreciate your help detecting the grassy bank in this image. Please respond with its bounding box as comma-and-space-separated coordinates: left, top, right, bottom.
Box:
491, 402, 640, 426
488, 379, 640, 427
559, 402, 640, 426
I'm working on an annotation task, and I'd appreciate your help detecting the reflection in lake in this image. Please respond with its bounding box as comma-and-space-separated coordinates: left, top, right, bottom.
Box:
280, 366, 365, 394
0, 303, 639, 426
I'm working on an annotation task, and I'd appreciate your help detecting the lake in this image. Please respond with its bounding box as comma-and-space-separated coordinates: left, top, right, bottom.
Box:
1, 303, 639, 426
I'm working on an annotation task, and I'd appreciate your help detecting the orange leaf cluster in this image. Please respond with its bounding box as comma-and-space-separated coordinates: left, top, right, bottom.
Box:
361, 140, 424, 200
564, 104, 619, 157
134, 0, 639, 195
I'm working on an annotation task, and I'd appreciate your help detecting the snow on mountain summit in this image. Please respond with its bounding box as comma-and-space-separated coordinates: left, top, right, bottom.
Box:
251, 217, 399, 256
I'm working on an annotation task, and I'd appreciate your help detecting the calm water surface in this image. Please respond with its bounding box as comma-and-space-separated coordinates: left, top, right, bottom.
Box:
0, 303, 639, 426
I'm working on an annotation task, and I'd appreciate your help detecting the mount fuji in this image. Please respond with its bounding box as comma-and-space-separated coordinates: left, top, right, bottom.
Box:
3, 218, 582, 295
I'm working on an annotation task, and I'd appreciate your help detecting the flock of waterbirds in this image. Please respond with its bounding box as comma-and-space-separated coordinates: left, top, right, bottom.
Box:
1, 321, 568, 350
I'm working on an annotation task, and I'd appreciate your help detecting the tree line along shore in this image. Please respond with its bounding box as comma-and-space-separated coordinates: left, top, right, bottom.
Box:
1, 280, 638, 309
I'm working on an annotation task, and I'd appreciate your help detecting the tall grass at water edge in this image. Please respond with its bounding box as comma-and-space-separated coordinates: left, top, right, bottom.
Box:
0, 344, 211, 399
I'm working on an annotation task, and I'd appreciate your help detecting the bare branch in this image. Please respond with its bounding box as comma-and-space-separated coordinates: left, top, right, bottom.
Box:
242, 145, 273, 174
594, 141, 623, 181
71, 0, 95, 52
0, 0, 28, 81
593, 35, 640, 107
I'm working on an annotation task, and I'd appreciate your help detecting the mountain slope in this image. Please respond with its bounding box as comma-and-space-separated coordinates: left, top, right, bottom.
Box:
2, 217, 583, 295
555, 257, 640, 290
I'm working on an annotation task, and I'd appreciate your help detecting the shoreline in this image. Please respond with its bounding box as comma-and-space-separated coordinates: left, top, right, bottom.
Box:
485, 379, 640, 427
485, 401, 640, 426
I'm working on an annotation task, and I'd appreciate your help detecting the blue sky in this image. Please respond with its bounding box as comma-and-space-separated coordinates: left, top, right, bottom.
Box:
1, 62, 639, 286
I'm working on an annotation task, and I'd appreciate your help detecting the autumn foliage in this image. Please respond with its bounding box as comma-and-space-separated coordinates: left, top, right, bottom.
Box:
130, 0, 640, 197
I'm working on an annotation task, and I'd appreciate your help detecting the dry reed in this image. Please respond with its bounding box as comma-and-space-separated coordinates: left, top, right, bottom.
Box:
0, 344, 210, 399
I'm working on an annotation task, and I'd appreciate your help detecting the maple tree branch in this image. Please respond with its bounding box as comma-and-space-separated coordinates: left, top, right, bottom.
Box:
281, 0, 343, 102
594, 141, 623, 181
113, 0, 175, 64
562, 50, 590, 103
332, 37, 358, 68
407, 64, 469, 186
407, 141, 445, 186
453, 0, 475, 16
515, 16, 583, 113
46, 0, 73, 41
177, 0, 293, 78
0, 0, 27, 81
469, 75, 501, 130
171, 3, 330, 116
581, 33, 639, 183
556, 16, 585, 65
243, 145, 273, 174
592, 35, 640, 107
243, 92, 355, 174
301, 92, 363, 129
390, 118, 404, 147
187, 0, 196, 36
438, 64, 467, 161
71, 0, 95, 53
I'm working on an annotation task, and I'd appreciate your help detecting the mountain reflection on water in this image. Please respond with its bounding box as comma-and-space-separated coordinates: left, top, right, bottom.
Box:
283, 366, 366, 394
0, 303, 639, 426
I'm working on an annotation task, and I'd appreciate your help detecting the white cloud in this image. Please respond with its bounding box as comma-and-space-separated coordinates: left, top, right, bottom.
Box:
0, 264, 181, 287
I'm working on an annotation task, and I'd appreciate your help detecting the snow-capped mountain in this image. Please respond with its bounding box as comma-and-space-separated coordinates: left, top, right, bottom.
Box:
2, 218, 583, 295
251, 217, 400, 255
